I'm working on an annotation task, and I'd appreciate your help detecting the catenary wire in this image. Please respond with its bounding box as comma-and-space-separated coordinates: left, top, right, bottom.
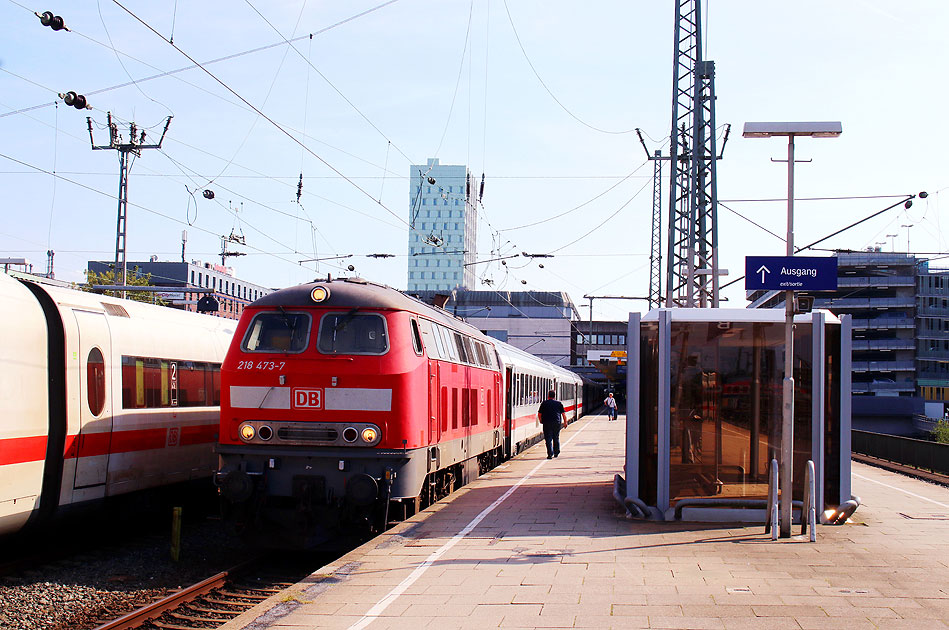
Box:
500, 161, 650, 231
110, 0, 423, 239
0, 0, 402, 120
501, 0, 636, 135
547, 177, 652, 254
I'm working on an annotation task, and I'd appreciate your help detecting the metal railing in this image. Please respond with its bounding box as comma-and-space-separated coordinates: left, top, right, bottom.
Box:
851, 317, 914, 330
852, 339, 915, 351
852, 429, 949, 476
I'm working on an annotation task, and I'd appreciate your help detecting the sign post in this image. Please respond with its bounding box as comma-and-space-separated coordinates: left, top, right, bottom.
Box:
743, 120, 842, 538
746, 255, 837, 537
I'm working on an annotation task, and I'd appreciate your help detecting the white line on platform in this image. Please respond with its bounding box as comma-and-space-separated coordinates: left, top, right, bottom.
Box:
347, 418, 595, 630
853, 471, 949, 509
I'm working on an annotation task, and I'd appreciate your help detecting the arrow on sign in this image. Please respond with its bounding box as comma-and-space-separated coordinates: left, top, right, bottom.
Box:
757, 265, 771, 283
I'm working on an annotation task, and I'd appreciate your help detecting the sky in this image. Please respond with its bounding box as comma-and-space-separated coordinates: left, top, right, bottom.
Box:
1, 1, 947, 321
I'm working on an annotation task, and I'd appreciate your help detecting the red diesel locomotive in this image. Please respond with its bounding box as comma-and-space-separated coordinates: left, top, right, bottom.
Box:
216, 277, 595, 545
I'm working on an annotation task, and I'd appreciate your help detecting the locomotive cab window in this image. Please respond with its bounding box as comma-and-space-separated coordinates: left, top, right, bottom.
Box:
318, 311, 388, 355
242, 311, 311, 353
410, 319, 424, 356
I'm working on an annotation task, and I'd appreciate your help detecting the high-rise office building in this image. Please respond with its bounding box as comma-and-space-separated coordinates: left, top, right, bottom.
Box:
406, 158, 477, 291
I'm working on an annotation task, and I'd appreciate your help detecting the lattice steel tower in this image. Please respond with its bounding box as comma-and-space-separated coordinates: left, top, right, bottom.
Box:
665, 0, 723, 308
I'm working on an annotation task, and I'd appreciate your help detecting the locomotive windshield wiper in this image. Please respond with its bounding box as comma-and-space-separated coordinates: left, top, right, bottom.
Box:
333, 307, 359, 333
277, 305, 296, 354
330, 307, 359, 352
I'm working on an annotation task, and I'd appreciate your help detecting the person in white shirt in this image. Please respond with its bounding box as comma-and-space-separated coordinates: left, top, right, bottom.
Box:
604, 392, 618, 421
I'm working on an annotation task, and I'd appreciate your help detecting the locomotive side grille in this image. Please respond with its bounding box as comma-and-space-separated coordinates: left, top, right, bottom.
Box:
277, 426, 339, 442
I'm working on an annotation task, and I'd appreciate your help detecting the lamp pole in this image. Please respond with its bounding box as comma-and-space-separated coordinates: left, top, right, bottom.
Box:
886, 234, 898, 252
781, 132, 797, 539
901, 224, 913, 253
743, 121, 842, 537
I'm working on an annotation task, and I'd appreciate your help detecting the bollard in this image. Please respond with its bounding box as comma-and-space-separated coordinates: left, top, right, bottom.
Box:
171, 506, 182, 562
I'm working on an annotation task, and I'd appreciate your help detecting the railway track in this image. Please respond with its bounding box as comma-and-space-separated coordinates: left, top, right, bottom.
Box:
93, 556, 323, 630
853, 453, 949, 487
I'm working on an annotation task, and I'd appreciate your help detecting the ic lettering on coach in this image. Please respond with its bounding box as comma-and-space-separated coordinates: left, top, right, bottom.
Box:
293, 388, 323, 409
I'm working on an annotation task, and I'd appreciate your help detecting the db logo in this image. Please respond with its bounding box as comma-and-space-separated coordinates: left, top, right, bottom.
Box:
293, 388, 323, 409
167, 426, 180, 447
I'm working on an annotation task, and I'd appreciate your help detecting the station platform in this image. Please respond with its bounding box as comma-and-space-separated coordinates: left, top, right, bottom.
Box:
221, 414, 949, 630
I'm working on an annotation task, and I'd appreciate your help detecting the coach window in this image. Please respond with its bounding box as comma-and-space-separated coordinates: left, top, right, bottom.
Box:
87, 348, 106, 416
440, 327, 458, 362
474, 343, 488, 367
462, 337, 476, 365
410, 319, 424, 356
453, 332, 469, 363
317, 312, 388, 355
243, 312, 311, 353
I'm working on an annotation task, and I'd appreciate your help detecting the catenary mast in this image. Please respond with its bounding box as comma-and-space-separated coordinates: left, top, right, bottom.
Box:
665, 0, 724, 308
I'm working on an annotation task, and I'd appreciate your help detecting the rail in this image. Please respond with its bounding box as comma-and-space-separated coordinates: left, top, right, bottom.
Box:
94, 570, 231, 630
852, 429, 949, 476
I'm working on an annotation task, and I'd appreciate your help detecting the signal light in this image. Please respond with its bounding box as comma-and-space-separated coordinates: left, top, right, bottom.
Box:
59, 91, 90, 110
37, 11, 66, 31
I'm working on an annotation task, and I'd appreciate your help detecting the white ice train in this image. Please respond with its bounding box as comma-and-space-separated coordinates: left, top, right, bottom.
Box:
0, 272, 235, 536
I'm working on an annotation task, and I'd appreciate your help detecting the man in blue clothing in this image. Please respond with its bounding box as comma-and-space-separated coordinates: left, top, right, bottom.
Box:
537, 390, 567, 459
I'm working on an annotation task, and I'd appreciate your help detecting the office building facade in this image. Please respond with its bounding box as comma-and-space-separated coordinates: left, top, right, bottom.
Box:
407, 158, 477, 291
88, 259, 271, 320
748, 250, 949, 408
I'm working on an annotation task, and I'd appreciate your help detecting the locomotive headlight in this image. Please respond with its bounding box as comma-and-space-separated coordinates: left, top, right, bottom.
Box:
361, 427, 378, 443
310, 286, 329, 302
239, 423, 256, 441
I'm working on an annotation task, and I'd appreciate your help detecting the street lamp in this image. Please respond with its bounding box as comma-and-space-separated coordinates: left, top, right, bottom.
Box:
901, 224, 913, 253
886, 233, 899, 252
742, 121, 842, 538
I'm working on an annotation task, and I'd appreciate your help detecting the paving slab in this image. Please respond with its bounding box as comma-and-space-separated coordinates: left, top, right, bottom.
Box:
220, 413, 949, 630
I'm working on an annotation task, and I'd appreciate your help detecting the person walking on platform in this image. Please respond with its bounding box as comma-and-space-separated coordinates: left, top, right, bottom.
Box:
537, 390, 566, 459
604, 392, 618, 421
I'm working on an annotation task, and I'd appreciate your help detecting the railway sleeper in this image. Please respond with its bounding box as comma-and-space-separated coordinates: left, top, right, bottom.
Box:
168, 610, 223, 623
205, 597, 255, 608
216, 589, 271, 600
152, 622, 208, 630
187, 604, 240, 616
230, 583, 283, 594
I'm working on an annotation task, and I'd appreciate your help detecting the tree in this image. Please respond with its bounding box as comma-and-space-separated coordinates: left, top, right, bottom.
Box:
82, 266, 167, 305
932, 419, 949, 445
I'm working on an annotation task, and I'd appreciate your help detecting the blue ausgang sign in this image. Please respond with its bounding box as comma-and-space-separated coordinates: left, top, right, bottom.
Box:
745, 256, 838, 291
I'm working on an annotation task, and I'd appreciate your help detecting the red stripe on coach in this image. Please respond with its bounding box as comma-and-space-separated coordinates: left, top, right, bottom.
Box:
0, 435, 48, 465
180, 423, 218, 446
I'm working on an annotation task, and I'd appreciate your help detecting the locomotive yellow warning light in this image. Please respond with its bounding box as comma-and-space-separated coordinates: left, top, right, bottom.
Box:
239, 424, 256, 441
310, 286, 329, 303
361, 427, 378, 443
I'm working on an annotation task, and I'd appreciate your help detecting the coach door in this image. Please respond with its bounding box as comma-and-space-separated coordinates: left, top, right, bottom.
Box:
428, 361, 440, 444
503, 367, 514, 457
73, 310, 113, 489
